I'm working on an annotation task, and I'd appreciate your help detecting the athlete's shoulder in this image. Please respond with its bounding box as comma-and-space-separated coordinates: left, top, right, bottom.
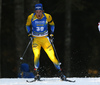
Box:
28, 13, 34, 18
26, 13, 34, 25
44, 13, 52, 22
44, 13, 52, 18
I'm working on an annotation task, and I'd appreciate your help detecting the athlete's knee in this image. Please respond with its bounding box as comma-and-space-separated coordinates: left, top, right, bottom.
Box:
33, 49, 40, 57
34, 53, 40, 59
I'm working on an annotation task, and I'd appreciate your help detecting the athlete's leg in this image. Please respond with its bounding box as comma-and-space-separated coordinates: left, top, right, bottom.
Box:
41, 37, 66, 80
42, 37, 60, 70
32, 38, 41, 69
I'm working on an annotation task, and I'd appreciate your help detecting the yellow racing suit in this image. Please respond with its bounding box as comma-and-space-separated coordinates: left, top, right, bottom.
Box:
26, 12, 60, 70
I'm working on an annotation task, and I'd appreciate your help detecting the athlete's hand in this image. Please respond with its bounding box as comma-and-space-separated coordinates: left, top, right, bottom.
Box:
28, 33, 33, 40
50, 34, 54, 43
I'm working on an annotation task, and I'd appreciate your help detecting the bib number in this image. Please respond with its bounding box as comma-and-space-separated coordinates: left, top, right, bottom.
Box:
36, 27, 44, 31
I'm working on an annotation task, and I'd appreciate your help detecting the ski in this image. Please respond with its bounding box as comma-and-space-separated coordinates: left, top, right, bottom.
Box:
26, 79, 42, 82
26, 78, 75, 83
26, 79, 36, 83
64, 79, 75, 82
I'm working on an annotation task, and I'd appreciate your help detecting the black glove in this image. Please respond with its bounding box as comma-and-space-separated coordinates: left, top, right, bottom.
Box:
50, 34, 54, 43
28, 33, 33, 40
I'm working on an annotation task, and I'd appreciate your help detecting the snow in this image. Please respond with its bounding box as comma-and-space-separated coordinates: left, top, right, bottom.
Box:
0, 77, 100, 85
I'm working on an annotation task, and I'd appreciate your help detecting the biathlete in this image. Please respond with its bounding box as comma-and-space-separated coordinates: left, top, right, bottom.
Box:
26, 3, 66, 80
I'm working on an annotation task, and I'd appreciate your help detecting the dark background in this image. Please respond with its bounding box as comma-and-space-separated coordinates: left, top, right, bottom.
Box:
1, 0, 100, 78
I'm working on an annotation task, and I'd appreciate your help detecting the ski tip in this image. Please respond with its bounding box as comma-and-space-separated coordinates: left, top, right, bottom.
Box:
66, 79, 76, 82
62, 79, 76, 83
26, 80, 36, 83
71, 80, 76, 82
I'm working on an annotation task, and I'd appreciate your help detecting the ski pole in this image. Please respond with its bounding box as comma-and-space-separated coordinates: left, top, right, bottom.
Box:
51, 41, 61, 65
20, 38, 33, 60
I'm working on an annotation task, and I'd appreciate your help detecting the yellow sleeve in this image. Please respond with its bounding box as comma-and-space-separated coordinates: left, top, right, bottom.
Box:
26, 13, 33, 26
45, 13, 55, 25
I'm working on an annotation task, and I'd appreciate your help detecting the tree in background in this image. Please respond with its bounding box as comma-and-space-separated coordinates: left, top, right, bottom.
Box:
64, 0, 72, 77
14, 0, 25, 74
14, 0, 39, 74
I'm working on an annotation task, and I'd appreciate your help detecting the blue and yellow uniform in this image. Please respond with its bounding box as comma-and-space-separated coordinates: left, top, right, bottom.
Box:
26, 12, 60, 70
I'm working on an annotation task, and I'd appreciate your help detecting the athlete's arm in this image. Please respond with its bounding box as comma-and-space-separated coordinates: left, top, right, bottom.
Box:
46, 13, 55, 34
26, 14, 33, 33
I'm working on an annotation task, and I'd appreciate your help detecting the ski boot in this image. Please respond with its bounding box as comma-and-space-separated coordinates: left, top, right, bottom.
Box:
58, 69, 66, 81
60, 73, 66, 80
34, 68, 41, 80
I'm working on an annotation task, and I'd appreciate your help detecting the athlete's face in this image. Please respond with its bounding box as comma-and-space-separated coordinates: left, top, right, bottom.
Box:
35, 10, 43, 19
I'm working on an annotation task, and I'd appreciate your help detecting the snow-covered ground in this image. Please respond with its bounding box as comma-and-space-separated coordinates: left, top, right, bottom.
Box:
0, 77, 100, 85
